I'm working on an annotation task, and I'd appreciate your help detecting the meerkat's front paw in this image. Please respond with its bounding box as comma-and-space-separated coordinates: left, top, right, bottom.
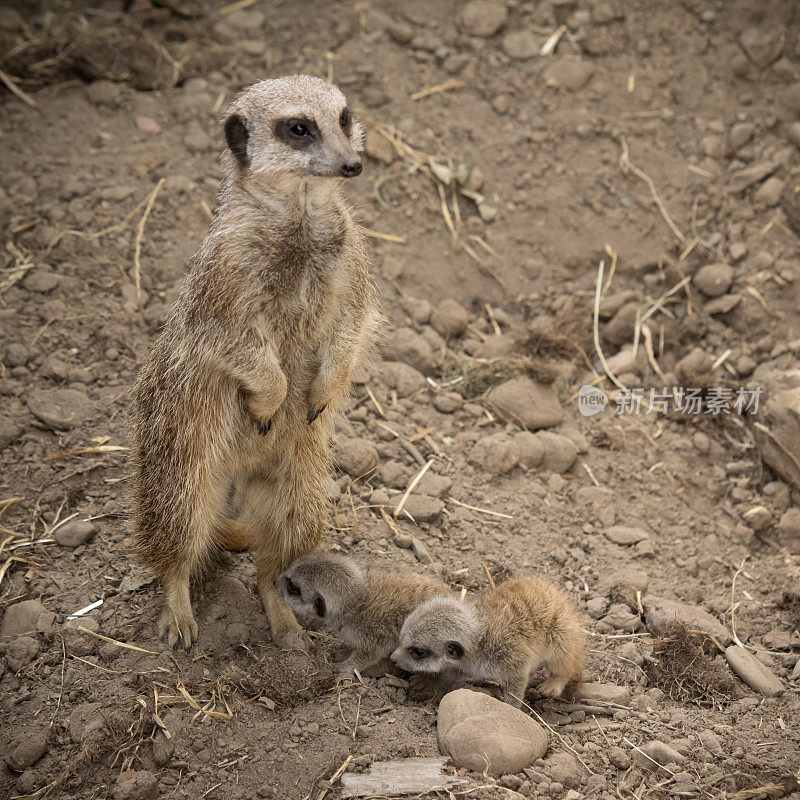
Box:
537, 677, 568, 698
306, 404, 327, 424
256, 418, 272, 435
158, 607, 198, 651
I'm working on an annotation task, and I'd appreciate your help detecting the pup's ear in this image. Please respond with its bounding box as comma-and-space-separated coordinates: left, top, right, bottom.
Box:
313, 594, 326, 618
445, 641, 464, 660
224, 113, 250, 167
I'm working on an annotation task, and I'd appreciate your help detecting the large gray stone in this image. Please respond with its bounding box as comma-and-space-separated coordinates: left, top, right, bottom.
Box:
725, 645, 784, 697
437, 689, 548, 775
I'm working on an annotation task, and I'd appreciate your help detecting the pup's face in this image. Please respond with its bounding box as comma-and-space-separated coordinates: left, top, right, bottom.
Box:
223, 74, 365, 180
391, 598, 472, 674
275, 552, 361, 627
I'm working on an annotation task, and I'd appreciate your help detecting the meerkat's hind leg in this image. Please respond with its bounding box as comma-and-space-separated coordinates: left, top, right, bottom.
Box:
158, 562, 197, 650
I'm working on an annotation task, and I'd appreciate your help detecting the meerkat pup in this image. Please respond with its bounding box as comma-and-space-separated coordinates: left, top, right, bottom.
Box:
392, 577, 585, 707
131, 75, 381, 649
276, 551, 450, 675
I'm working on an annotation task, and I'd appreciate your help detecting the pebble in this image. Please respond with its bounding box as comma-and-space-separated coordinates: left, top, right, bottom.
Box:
604, 525, 649, 545
5, 731, 48, 771
786, 122, 800, 149
603, 302, 638, 346
113, 770, 159, 800
487, 377, 564, 430
754, 176, 784, 207
754, 387, 800, 488
728, 161, 778, 194
398, 495, 444, 523
535, 431, 577, 472
433, 393, 461, 414
54, 519, 97, 548
586, 597, 609, 619
4, 344, 28, 367
5, 635, 40, 671
135, 116, 161, 134
470, 433, 520, 475
1, 599, 53, 638
502, 31, 539, 59
573, 682, 631, 706
411, 537, 433, 563
739, 27, 783, 68
742, 505, 771, 531
608, 746, 630, 769
417, 472, 453, 499
725, 645, 784, 697
335, 437, 379, 479
730, 122, 756, 150
26, 387, 94, 430
543, 60, 594, 90
378, 361, 427, 397
632, 740, 685, 771
642, 596, 732, 645
676, 346, 713, 374
514, 431, 545, 469
24, 271, 60, 293
85, 79, 120, 105
705, 294, 741, 315
430, 299, 470, 338
437, 689, 548, 775
383, 327, 437, 375
694, 263, 733, 297
542, 751, 581, 788
603, 604, 642, 632
459, 0, 508, 37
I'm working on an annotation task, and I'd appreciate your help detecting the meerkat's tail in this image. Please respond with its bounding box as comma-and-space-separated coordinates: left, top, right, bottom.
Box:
216, 519, 252, 552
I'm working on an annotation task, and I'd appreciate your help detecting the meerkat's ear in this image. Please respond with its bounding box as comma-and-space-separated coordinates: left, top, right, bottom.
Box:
445, 641, 465, 660
224, 113, 250, 167
313, 594, 326, 618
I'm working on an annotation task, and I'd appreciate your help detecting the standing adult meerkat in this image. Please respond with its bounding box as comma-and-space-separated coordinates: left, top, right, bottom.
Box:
392, 577, 585, 707
131, 75, 381, 649
276, 551, 450, 675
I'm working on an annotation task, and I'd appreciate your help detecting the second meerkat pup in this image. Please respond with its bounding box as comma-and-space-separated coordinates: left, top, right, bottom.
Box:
132, 75, 381, 649
392, 577, 585, 707
276, 551, 450, 675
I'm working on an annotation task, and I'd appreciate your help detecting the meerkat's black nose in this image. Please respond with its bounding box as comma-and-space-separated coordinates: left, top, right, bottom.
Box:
341, 159, 362, 177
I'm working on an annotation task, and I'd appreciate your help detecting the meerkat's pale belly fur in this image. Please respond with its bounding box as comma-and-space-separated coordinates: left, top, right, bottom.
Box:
132, 181, 380, 648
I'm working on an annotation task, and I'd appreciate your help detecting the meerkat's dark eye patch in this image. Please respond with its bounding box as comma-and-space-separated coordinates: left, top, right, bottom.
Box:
339, 107, 351, 133
408, 646, 429, 660
313, 594, 326, 617
445, 641, 464, 660
224, 113, 250, 166
275, 117, 319, 149
285, 578, 301, 597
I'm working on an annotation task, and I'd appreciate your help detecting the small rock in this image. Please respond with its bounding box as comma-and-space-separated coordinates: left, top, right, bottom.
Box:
742, 505, 771, 531
364, 128, 394, 164
632, 740, 685, 771
431, 299, 470, 338
27, 387, 94, 430
604, 301, 639, 347
378, 361, 427, 397
778, 507, 800, 540
411, 537, 432, 563
535, 431, 577, 472
4, 343, 28, 367
459, 0, 508, 36
433, 393, 461, 414
542, 751, 581, 789
5, 731, 48, 771
0, 415, 26, 450
725, 645, 784, 697
398, 495, 444, 523
54, 519, 97, 548
487, 377, 564, 430
514, 431, 545, 469
39, 354, 69, 380
605, 526, 648, 545
586, 597, 609, 619
5, 636, 40, 671
728, 161, 778, 194
730, 122, 756, 150
676, 346, 713, 374
1, 599, 53, 638
85, 79, 120, 105
502, 31, 539, 59
544, 59, 594, 90
573, 682, 631, 706
417, 472, 453, 499
608, 746, 630, 769
335, 437, 379, 479
705, 294, 741, 315
694, 263, 733, 297
383, 327, 437, 375
603, 605, 642, 632
437, 689, 548, 775
754, 387, 800, 489
24, 271, 60, 293
601, 567, 649, 598
754, 176, 784, 207
642, 596, 731, 645
477, 202, 498, 222
113, 770, 159, 800
740, 27, 783, 68
786, 122, 800, 149
69, 702, 107, 743
698, 729, 724, 757
135, 116, 161, 134
470, 433, 520, 475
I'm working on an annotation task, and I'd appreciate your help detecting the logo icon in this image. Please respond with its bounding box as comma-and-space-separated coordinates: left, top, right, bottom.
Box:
578, 385, 608, 417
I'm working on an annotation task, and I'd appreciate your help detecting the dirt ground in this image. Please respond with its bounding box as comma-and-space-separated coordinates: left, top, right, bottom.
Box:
1, 0, 800, 798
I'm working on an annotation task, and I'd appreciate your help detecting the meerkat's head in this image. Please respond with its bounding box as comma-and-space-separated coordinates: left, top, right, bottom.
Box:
276, 551, 365, 627
391, 595, 480, 674
222, 74, 365, 181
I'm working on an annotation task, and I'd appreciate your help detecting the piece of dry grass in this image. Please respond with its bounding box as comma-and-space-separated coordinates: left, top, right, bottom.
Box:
644, 622, 739, 707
